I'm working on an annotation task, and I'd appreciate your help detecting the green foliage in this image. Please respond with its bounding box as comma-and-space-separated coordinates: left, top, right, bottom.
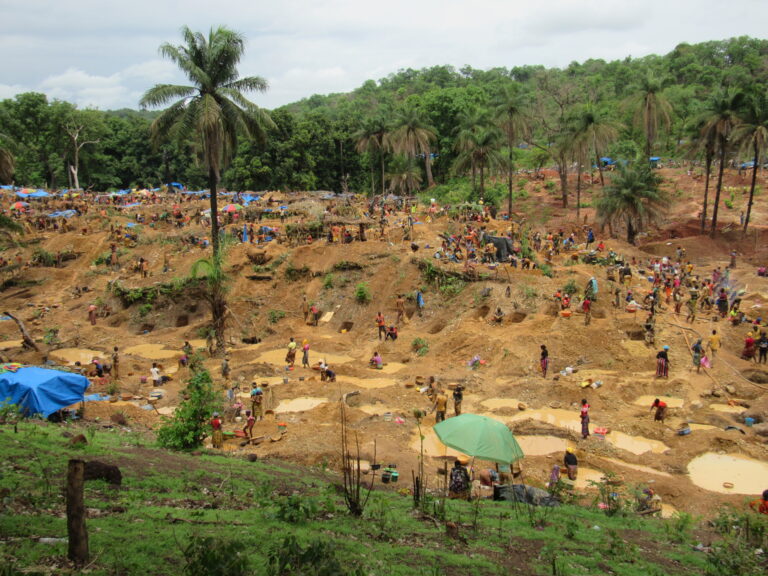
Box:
31, 248, 55, 267
183, 535, 250, 576
411, 337, 430, 356
561, 279, 579, 296
664, 512, 695, 544
156, 361, 219, 450
284, 263, 311, 281
42, 327, 60, 346
333, 260, 363, 271
266, 536, 364, 576
322, 273, 335, 289
539, 263, 554, 278
267, 309, 286, 324
439, 277, 466, 297
0, 400, 21, 425
138, 302, 153, 318
354, 282, 371, 304
274, 494, 318, 524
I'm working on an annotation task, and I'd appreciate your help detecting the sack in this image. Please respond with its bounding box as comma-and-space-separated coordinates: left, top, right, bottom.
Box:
449, 467, 469, 493
700, 356, 711, 369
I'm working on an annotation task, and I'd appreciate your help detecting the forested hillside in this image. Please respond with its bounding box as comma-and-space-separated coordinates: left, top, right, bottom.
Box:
1, 36, 767, 199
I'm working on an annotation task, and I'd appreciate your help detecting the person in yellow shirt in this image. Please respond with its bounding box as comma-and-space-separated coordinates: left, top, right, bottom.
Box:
707, 329, 721, 367
432, 390, 449, 422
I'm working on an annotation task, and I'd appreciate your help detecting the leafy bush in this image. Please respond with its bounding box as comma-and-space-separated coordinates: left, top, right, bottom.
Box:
156, 361, 219, 450
355, 282, 371, 304
274, 494, 318, 524
266, 536, 364, 576
138, 303, 153, 318
284, 264, 311, 281
411, 337, 429, 356
31, 248, 55, 267
561, 279, 578, 296
183, 535, 250, 576
539, 263, 554, 278
268, 309, 286, 324
322, 273, 334, 290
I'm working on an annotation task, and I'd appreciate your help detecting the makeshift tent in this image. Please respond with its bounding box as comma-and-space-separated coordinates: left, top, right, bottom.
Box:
47, 209, 78, 219
0, 366, 90, 417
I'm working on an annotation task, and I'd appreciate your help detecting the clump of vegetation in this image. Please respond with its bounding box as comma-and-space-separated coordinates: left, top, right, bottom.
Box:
411, 337, 429, 356
355, 282, 371, 304
284, 263, 311, 281
183, 535, 250, 576
561, 279, 579, 295
156, 359, 219, 450
267, 536, 364, 576
267, 309, 286, 324
333, 260, 363, 271
322, 273, 334, 290
31, 248, 55, 267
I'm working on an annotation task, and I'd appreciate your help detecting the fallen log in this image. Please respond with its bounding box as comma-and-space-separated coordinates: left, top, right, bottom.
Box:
3, 311, 39, 351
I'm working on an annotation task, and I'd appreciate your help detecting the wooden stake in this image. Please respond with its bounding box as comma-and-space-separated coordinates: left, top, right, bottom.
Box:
66, 459, 88, 565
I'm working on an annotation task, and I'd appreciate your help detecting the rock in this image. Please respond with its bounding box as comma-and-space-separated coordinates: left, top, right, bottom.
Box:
246, 454, 258, 462
84, 460, 122, 485
518, 402, 527, 411
711, 389, 722, 398
725, 385, 736, 395
68, 434, 87, 446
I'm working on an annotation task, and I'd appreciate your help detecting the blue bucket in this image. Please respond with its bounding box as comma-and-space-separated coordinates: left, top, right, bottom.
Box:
745, 417, 755, 427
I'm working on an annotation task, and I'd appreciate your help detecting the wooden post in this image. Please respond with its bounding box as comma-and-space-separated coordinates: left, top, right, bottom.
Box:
66, 459, 89, 565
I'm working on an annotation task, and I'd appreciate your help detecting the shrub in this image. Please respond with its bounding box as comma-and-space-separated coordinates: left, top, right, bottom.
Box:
355, 282, 371, 304
274, 494, 318, 524
561, 279, 579, 296
322, 273, 334, 290
539, 263, 554, 278
156, 361, 219, 450
183, 535, 250, 576
31, 248, 55, 267
268, 309, 286, 324
266, 536, 364, 576
411, 337, 429, 356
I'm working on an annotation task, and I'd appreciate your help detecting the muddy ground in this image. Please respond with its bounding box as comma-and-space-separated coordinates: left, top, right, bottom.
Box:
2, 167, 768, 517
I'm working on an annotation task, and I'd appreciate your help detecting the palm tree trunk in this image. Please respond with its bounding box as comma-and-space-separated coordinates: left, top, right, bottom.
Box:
507, 148, 514, 218
478, 162, 486, 202
379, 151, 386, 196
701, 153, 712, 233
209, 167, 220, 258
576, 163, 582, 222
743, 143, 758, 235
595, 152, 605, 187
627, 218, 636, 245
558, 165, 568, 208
369, 158, 375, 197
710, 146, 726, 237
424, 149, 435, 188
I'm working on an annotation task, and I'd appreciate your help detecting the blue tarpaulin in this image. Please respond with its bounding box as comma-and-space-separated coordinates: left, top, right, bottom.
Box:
0, 366, 90, 417
169, 182, 184, 189
649, 157, 661, 162
47, 210, 78, 219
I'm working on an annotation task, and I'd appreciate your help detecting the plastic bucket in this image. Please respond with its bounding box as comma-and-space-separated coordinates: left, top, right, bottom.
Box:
745, 417, 755, 427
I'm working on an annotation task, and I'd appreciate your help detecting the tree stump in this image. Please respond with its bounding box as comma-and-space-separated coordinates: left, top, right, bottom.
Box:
66, 459, 89, 565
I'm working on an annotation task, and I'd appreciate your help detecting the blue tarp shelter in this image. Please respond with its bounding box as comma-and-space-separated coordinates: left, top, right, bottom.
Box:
169, 182, 184, 189
47, 209, 78, 219
599, 157, 616, 166
0, 367, 90, 417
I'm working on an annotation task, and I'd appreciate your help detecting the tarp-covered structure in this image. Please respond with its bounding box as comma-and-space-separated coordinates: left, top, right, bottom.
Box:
0, 366, 90, 417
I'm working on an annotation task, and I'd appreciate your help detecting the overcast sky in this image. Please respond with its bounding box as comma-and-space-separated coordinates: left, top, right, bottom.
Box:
1, 0, 765, 111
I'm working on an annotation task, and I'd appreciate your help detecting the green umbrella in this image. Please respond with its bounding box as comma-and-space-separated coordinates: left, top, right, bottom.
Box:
434, 413, 524, 464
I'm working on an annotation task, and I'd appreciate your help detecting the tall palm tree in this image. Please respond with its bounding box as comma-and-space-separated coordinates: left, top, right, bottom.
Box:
387, 105, 437, 189
354, 115, 389, 197
732, 89, 768, 235
140, 26, 273, 258
595, 163, 667, 245
571, 103, 620, 187
385, 154, 422, 196
0, 133, 15, 185
454, 107, 492, 195
625, 72, 673, 159
698, 88, 743, 237
690, 116, 717, 233
493, 85, 530, 217
453, 126, 503, 202
140, 26, 273, 353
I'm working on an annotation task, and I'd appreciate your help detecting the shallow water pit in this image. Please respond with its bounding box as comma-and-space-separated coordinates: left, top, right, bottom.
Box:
515, 435, 567, 456
688, 453, 768, 494
124, 344, 180, 360
633, 395, 684, 409
51, 348, 105, 365
274, 397, 328, 413
251, 348, 354, 366
481, 398, 523, 411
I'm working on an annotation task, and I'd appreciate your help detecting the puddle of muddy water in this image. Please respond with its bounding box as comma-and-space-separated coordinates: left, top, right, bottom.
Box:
688, 453, 768, 494
410, 428, 464, 459
481, 398, 523, 410
573, 467, 605, 490
509, 409, 669, 454
516, 435, 567, 455
633, 395, 684, 409
124, 344, 180, 360
356, 404, 401, 416
709, 403, 746, 414
339, 375, 398, 389
51, 348, 105, 364
274, 397, 328, 413
0, 339, 23, 350
251, 349, 354, 366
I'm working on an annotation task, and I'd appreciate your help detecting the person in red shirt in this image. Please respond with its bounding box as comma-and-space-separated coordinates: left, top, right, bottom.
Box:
243, 410, 256, 440
582, 297, 592, 326
749, 490, 768, 514
651, 398, 667, 423
210, 412, 223, 448
579, 399, 590, 439
376, 312, 386, 340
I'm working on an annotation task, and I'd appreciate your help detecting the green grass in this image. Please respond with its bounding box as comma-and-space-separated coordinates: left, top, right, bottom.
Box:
0, 420, 756, 575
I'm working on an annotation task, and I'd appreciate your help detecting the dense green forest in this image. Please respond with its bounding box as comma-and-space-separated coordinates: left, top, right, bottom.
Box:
1, 36, 767, 205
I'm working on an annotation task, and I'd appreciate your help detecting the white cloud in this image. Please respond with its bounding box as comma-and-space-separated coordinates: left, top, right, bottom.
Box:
1, 0, 767, 110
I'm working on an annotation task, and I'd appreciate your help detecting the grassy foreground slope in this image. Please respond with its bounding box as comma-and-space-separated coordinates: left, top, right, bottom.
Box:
0, 420, 741, 576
